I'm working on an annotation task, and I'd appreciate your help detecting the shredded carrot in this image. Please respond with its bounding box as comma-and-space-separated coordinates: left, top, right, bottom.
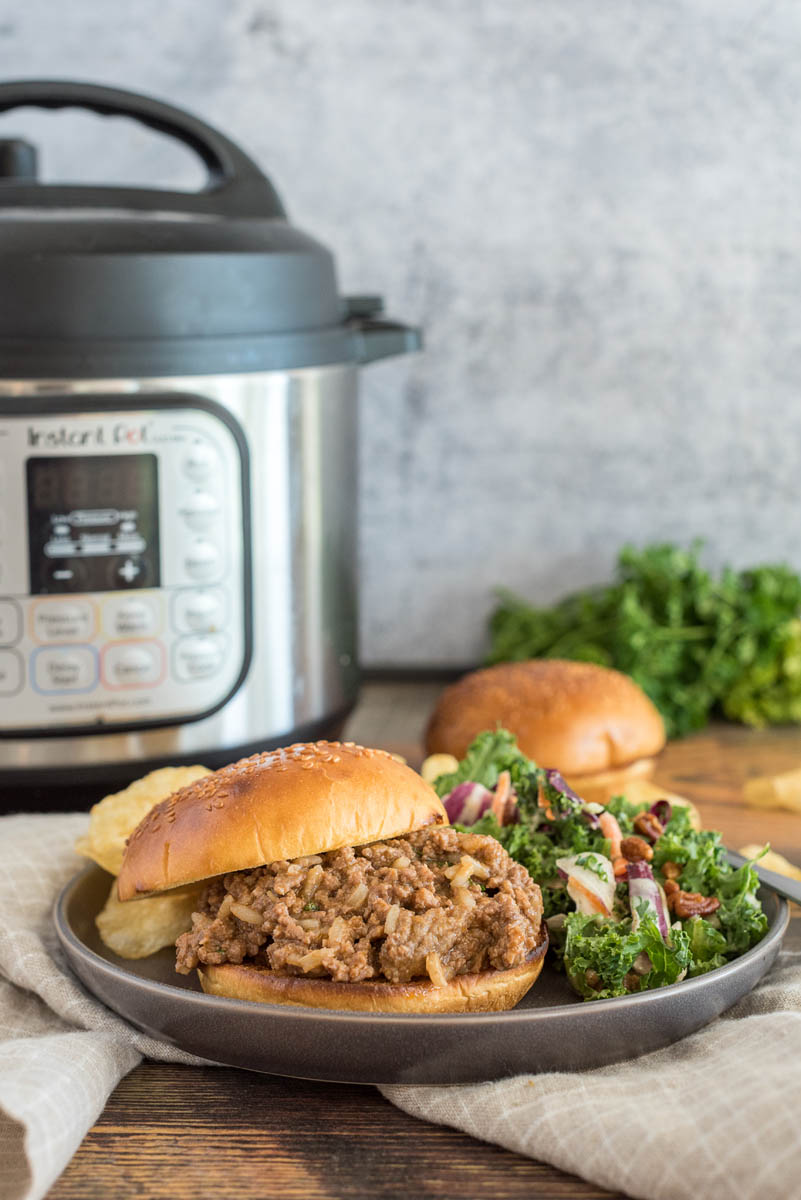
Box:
537, 781, 555, 821
613, 856, 628, 879
569, 877, 611, 915
491, 770, 511, 822
599, 810, 623, 860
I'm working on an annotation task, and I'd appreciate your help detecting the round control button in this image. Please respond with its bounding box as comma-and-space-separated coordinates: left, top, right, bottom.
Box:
183, 442, 217, 483
180, 490, 220, 533
173, 634, 226, 682
102, 641, 163, 688
173, 589, 225, 634
46, 559, 88, 592
34, 647, 96, 693
109, 556, 148, 589
184, 540, 221, 582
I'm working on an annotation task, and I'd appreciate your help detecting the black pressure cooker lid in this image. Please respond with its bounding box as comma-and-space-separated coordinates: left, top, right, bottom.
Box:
0, 80, 419, 378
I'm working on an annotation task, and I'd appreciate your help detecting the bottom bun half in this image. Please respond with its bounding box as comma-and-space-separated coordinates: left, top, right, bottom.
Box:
564, 756, 656, 807
197, 930, 548, 1015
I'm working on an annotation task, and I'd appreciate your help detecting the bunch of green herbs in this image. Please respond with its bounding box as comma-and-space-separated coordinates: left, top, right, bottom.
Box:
487, 541, 801, 737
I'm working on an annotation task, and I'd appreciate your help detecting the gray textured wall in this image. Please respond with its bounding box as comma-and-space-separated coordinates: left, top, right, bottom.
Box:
2, 1, 800, 665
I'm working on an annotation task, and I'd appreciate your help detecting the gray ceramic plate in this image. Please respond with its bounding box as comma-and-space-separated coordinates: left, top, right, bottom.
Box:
55, 864, 789, 1085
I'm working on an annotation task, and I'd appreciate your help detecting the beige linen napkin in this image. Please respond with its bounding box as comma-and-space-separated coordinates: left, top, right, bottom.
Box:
383, 964, 801, 1200
2, 811, 801, 1200
0, 814, 206, 1200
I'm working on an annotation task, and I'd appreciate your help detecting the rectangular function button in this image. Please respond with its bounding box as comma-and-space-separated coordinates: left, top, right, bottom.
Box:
102, 594, 161, 638
33, 599, 96, 644
102, 641, 165, 688
33, 646, 97, 693
0, 600, 21, 647
0, 649, 23, 696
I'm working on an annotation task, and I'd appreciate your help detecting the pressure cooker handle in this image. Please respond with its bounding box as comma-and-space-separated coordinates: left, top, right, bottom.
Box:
0, 79, 285, 218
346, 299, 423, 363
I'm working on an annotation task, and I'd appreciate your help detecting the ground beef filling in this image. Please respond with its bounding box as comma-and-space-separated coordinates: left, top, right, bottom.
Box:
175, 827, 543, 985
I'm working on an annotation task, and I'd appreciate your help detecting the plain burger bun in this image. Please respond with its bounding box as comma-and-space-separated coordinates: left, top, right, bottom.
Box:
197, 932, 548, 1014
118, 741, 448, 902
425, 659, 666, 783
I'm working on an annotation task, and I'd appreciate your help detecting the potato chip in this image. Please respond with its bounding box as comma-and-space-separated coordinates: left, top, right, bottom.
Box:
420, 753, 459, 786
738, 844, 801, 883
73, 834, 93, 860
96, 878, 204, 959
77, 765, 211, 875
744, 768, 801, 814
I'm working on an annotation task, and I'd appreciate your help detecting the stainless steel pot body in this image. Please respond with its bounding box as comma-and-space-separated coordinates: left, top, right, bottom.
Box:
0, 364, 359, 789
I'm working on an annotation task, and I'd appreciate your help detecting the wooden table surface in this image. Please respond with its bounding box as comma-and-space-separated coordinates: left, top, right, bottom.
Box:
48, 680, 801, 1200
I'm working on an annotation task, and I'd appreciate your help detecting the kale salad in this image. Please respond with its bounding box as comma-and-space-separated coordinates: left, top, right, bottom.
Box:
431, 731, 768, 1000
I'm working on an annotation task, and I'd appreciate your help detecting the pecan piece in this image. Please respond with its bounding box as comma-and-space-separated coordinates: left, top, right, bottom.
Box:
665, 886, 721, 919
621, 835, 653, 863
661, 860, 682, 880
633, 811, 664, 842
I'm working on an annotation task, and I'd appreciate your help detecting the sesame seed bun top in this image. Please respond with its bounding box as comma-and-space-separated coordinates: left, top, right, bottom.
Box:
117, 741, 448, 901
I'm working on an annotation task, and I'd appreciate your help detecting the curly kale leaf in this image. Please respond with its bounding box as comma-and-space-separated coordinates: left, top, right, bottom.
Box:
563, 910, 691, 1000
652, 806, 729, 894
684, 917, 728, 976
651, 810, 767, 958
432, 729, 530, 797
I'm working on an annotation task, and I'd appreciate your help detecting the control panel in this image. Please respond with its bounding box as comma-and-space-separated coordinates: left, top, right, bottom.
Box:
0, 399, 250, 734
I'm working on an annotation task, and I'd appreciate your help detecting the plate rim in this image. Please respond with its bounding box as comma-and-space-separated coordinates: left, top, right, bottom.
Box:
54, 863, 791, 1027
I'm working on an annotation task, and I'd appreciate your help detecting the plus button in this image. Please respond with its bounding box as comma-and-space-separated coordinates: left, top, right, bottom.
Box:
115, 557, 145, 588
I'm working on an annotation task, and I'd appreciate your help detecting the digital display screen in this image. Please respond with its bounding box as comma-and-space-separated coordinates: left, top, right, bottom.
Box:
26, 454, 161, 594
28, 456, 155, 513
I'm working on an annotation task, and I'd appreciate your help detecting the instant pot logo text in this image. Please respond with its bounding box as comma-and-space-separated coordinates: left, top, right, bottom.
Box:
27, 422, 153, 448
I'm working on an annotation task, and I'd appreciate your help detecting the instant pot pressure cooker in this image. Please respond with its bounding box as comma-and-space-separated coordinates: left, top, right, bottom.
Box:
0, 80, 420, 808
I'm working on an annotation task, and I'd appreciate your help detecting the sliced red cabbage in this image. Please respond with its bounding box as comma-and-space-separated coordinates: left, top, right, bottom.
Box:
649, 799, 672, 827
542, 768, 601, 828
627, 860, 670, 940
545, 769, 582, 804
443, 781, 493, 825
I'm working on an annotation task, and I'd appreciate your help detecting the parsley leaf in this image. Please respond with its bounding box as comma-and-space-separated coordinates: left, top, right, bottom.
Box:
487, 541, 801, 736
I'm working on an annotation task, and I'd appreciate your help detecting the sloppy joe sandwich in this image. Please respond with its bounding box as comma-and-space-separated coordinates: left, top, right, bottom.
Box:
117, 741, 547, 1013
425, 659, 667, 806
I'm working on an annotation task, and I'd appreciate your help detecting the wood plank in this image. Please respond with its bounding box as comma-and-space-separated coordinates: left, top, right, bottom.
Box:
47, 1066, 621, 1200
657, 725, 801, 859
